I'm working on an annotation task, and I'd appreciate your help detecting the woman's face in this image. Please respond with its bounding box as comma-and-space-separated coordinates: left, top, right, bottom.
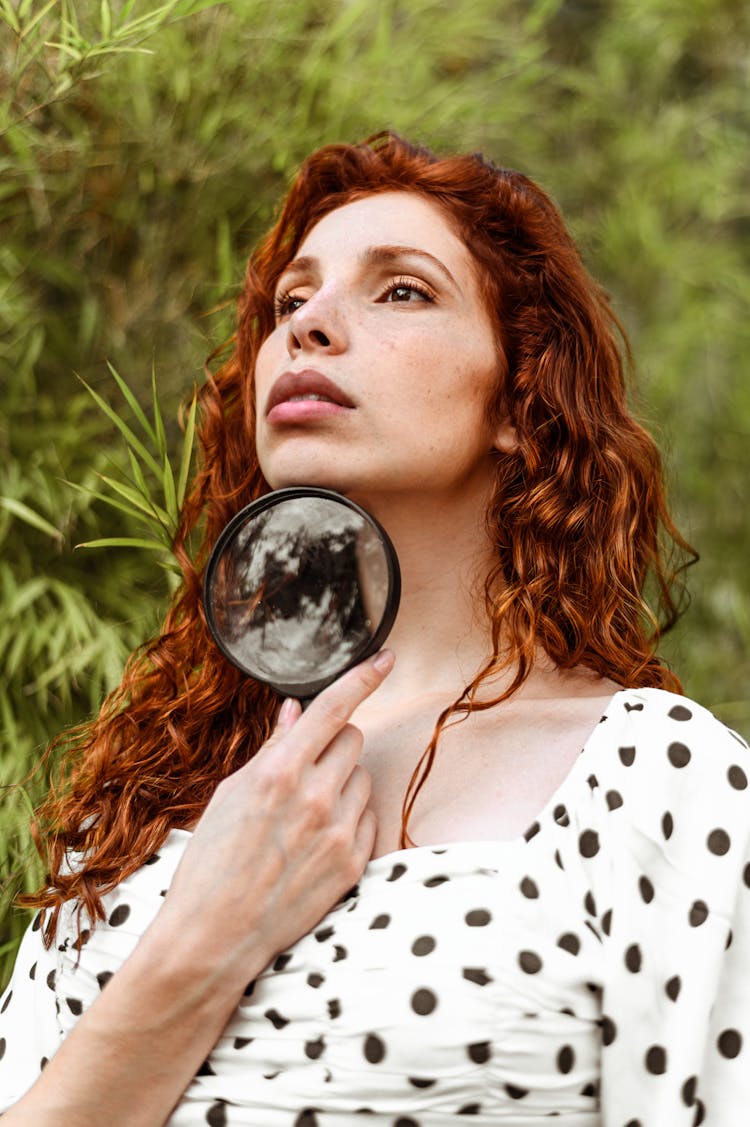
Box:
254, 191, 511, 507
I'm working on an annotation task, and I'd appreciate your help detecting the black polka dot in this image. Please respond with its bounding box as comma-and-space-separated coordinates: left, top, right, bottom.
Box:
295, 1112, 320, 1127
606, 790, 623, 811
554, 849, 564, 870
557, 1045, 575, 1073
662, 812, 674, 839
411, 935, 436, 956
646, 1045, 668, 1074
205, 1101, 227, 1126
315, 925, 334, 942
669, 705, 692, 721
707, 828, 731, 855
96, 971, 113, 990
557, 932, 580, 955
32, 912, 42, 932
463, 967, 492, 986
744, 863, 750, 889
523, 821, 540, 842
505, 1084, 528, 1099
272, 953, 292, 971
619, 746, 636, 766
66, 997, 83, 1016
386, 863, 407, 881
587, 773, 599, 789
581, 1081, 598, 1098
423, 875, 449, 888
689, 900, 709, 927
0, 1038, 5, 1061
46, 969, 56, 991
518, 950, 542, 974
394, 1119, 419, 1127
108, 904, 130, 928
29, 962, 36, 980
307, 973, 325, 988
0, 990, 11, 1014
693, 1100, 706, 1125
369, 914, 390, 929
717, 1029, 742, 1058
665, 975, 681, 1001
40, 1056, 48, 1070
457, 1104, 481, 1115
553, 804, 570, 826
327, 998, 341, 1019
601, 1016, 617, 1046
467, 1041, 491, 1064
579, 830, 599, 858
333, 944, 347, 961
233, 1036, 252, 1048
264, 1008, 289, 1029
625, 944, 642, 972
408, 1077, 436, 1088
668, 742, 691, 768
520, 876, 539, 898
411, 988, 437, 1015
465, 909, 491, 927
364, 1033, 386, 1063
639, 875, 655, 904
726, 928, 733, 950
601, 909, 613, 936
728, 765, 748, 790
304, 1036, 326, 1059
682, 1076, 697, 1106
584, 891, 597, 916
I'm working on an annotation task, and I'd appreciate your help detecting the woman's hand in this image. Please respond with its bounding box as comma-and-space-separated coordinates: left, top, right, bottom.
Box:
156, 647, 395, 989
1, 650, 394, 1127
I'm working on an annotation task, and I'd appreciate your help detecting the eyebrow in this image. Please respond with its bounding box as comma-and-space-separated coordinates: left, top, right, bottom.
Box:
276, 244, 459, 289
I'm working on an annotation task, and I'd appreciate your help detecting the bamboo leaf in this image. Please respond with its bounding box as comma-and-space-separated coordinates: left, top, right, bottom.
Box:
176, 389, 197, 508
0, 0, 21, 33
151, 362, 168, 462
95, 474, 171, 527
106, 361, 156, 444
75, 537, 170, 552
18, 0, 58, 41
0, 498, 62, 542
76, 375, 161, 477
162, 452, 178, 525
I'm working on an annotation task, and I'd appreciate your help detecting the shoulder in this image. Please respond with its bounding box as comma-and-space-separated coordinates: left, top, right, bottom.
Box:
601, 685, 749, 782
590, 688, 750, 905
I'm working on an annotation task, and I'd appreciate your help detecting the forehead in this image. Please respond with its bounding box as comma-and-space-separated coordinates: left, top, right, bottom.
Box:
295, 191, 473, 275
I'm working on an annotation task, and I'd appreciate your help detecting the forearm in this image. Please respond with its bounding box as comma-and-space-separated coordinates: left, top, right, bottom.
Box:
3, 917, 268, 1127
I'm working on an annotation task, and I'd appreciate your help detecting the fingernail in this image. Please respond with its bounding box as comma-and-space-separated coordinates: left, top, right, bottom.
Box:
278, 697, 298, 725
372, 648, 395, 673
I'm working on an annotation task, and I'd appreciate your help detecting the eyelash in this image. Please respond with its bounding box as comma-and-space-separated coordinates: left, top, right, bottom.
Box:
272, 276, 435, 320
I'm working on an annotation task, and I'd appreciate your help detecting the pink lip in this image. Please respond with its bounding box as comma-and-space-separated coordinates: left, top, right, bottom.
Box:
266, 370, 355, 420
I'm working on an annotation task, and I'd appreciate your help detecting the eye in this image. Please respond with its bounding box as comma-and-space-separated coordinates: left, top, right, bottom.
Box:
273, 290, 306, 319
381, 277, 434, 304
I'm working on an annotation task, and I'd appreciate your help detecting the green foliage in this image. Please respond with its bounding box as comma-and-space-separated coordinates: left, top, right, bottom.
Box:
1, 0, 748, 987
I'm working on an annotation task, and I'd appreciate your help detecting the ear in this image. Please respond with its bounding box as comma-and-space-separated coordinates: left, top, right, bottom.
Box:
491, 416, 518, 454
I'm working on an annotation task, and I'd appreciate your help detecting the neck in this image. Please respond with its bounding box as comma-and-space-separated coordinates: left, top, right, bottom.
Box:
350, 483, 503, 705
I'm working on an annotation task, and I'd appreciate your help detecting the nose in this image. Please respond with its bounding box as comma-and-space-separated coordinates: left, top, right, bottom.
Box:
286, 289, 347, 357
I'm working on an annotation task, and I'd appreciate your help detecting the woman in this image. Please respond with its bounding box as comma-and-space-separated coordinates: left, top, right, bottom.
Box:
1, 132, 748, 1125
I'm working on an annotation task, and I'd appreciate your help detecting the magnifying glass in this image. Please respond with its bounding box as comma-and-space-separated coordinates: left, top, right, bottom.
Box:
203, 487, 401, 701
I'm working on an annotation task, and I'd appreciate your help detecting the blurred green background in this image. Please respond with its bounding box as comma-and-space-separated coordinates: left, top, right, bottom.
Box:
1, 0, 748, 986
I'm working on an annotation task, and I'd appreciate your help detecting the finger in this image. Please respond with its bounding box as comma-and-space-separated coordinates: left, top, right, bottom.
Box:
289, 649, 395, 761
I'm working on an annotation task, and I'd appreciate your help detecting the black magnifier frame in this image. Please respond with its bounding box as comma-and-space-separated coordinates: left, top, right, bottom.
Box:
203, 486, 401, 700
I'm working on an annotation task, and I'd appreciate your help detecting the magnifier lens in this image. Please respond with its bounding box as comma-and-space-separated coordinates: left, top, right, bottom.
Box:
204, 488, 400, 700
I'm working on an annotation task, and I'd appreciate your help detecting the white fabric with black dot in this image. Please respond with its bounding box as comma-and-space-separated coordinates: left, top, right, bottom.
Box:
2, 689, 750, 1125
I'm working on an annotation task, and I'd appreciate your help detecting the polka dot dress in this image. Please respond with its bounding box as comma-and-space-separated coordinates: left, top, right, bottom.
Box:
2, 689, 750, 1125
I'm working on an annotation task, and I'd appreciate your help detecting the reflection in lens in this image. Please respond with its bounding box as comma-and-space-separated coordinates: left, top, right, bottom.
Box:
208, 495, 391, 687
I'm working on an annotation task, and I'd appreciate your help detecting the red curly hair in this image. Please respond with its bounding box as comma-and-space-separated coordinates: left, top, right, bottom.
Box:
25, 131, 694, 934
